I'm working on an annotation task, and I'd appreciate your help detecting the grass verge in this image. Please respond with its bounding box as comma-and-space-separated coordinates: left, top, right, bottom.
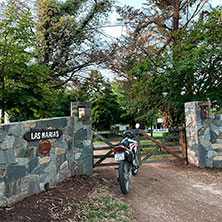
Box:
73, 186, 131, 222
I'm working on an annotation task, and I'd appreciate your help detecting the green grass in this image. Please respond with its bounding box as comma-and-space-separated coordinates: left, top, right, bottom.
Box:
93, 141, 105, 145
74, 188, 131, 222
140, 141, 155, 146
140, 136, 180, 160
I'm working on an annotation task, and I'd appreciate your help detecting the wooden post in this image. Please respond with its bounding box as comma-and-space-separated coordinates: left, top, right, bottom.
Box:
183, 128, 189, 164
136, 128, 142, 166
179, 130, 185, 159
150, 118, 153, 137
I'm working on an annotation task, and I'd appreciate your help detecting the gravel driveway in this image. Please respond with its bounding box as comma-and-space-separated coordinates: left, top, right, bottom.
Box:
1, 160, 222, 221
95, 161, 222, 222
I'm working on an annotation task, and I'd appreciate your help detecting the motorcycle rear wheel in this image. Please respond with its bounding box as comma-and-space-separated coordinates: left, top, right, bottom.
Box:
118, 160, 131, 194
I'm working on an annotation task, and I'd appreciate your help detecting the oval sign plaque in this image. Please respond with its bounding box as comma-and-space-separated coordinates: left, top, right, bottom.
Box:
38, 140, 51, 155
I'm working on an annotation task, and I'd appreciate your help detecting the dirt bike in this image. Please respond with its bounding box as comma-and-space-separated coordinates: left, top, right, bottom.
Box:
112, 130, 140, 194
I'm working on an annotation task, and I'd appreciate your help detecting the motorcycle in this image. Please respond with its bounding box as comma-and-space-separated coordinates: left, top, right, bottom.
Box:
112, 130, 140, 194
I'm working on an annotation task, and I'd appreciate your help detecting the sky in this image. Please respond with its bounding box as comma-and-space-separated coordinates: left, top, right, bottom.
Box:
0, 0, 221, 7
104, 0, 222, 38
118, 0, 222, 8
117, 0, 146, 8
0, 0, 221, 10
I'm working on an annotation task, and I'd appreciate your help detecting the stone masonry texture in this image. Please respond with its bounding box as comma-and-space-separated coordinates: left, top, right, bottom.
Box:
185, 101, 222, 168
0, 102, 92, 207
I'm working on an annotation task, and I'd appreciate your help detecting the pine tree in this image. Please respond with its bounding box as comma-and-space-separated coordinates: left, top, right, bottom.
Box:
35, 0, 114, 87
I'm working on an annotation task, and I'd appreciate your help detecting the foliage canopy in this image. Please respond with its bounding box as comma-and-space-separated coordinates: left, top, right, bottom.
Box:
0, 0, 52, 122
35, 0, 114, 87
108, 1, 221, 127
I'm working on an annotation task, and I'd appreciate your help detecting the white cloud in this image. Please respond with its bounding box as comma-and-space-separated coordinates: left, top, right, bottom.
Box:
211, 0, 222, 7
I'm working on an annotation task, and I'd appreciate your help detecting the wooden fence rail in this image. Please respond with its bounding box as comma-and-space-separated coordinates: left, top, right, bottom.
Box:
93, 128, 186, 167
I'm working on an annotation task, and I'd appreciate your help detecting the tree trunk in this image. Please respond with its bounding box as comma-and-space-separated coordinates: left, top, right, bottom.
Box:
172, 0, 181, 44
1, 76, 5, 124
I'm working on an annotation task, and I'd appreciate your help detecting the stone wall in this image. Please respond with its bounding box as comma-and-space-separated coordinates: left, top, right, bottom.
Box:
185, 101, 222, 168
210, 114, 222, 144
0, 102, 92, 207
71, 102, 92, 175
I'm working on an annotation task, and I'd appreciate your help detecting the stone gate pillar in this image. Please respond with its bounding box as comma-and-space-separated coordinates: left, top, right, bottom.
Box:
185, 101, 213, 168
71, 102, 93, 175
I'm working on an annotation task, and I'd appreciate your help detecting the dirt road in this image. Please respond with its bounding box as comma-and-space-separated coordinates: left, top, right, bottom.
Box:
1, 161, 222, 221
95, 161, 222, 222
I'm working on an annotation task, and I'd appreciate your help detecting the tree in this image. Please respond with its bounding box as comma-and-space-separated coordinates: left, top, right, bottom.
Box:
91, 93, 121, 131
112, 0, 209, 70
0, 0, 52, 122
45, 70, 113, 118
70, 70, 122, 130
124, 8, 222, 127
165, 9, 222, 121
45, 88, 76, 117
72, 70, 112, 101
124, 58, 168, 128
35, 0, 115, 87
105, 0, 211, 128
112, 82, 136, 128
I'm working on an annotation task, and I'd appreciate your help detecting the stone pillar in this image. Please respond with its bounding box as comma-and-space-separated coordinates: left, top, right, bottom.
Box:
185, 101, 213, 168
71, 102, 92, 175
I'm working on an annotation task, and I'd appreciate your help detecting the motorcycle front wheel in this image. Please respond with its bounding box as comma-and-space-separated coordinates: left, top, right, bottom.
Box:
132, 152, 139, 176
118, 160, 132, 194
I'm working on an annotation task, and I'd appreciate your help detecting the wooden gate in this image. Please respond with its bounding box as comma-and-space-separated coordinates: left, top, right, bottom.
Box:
92, 131, 120, 168
92, 128, 187, 168
139, 128, 186, 163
